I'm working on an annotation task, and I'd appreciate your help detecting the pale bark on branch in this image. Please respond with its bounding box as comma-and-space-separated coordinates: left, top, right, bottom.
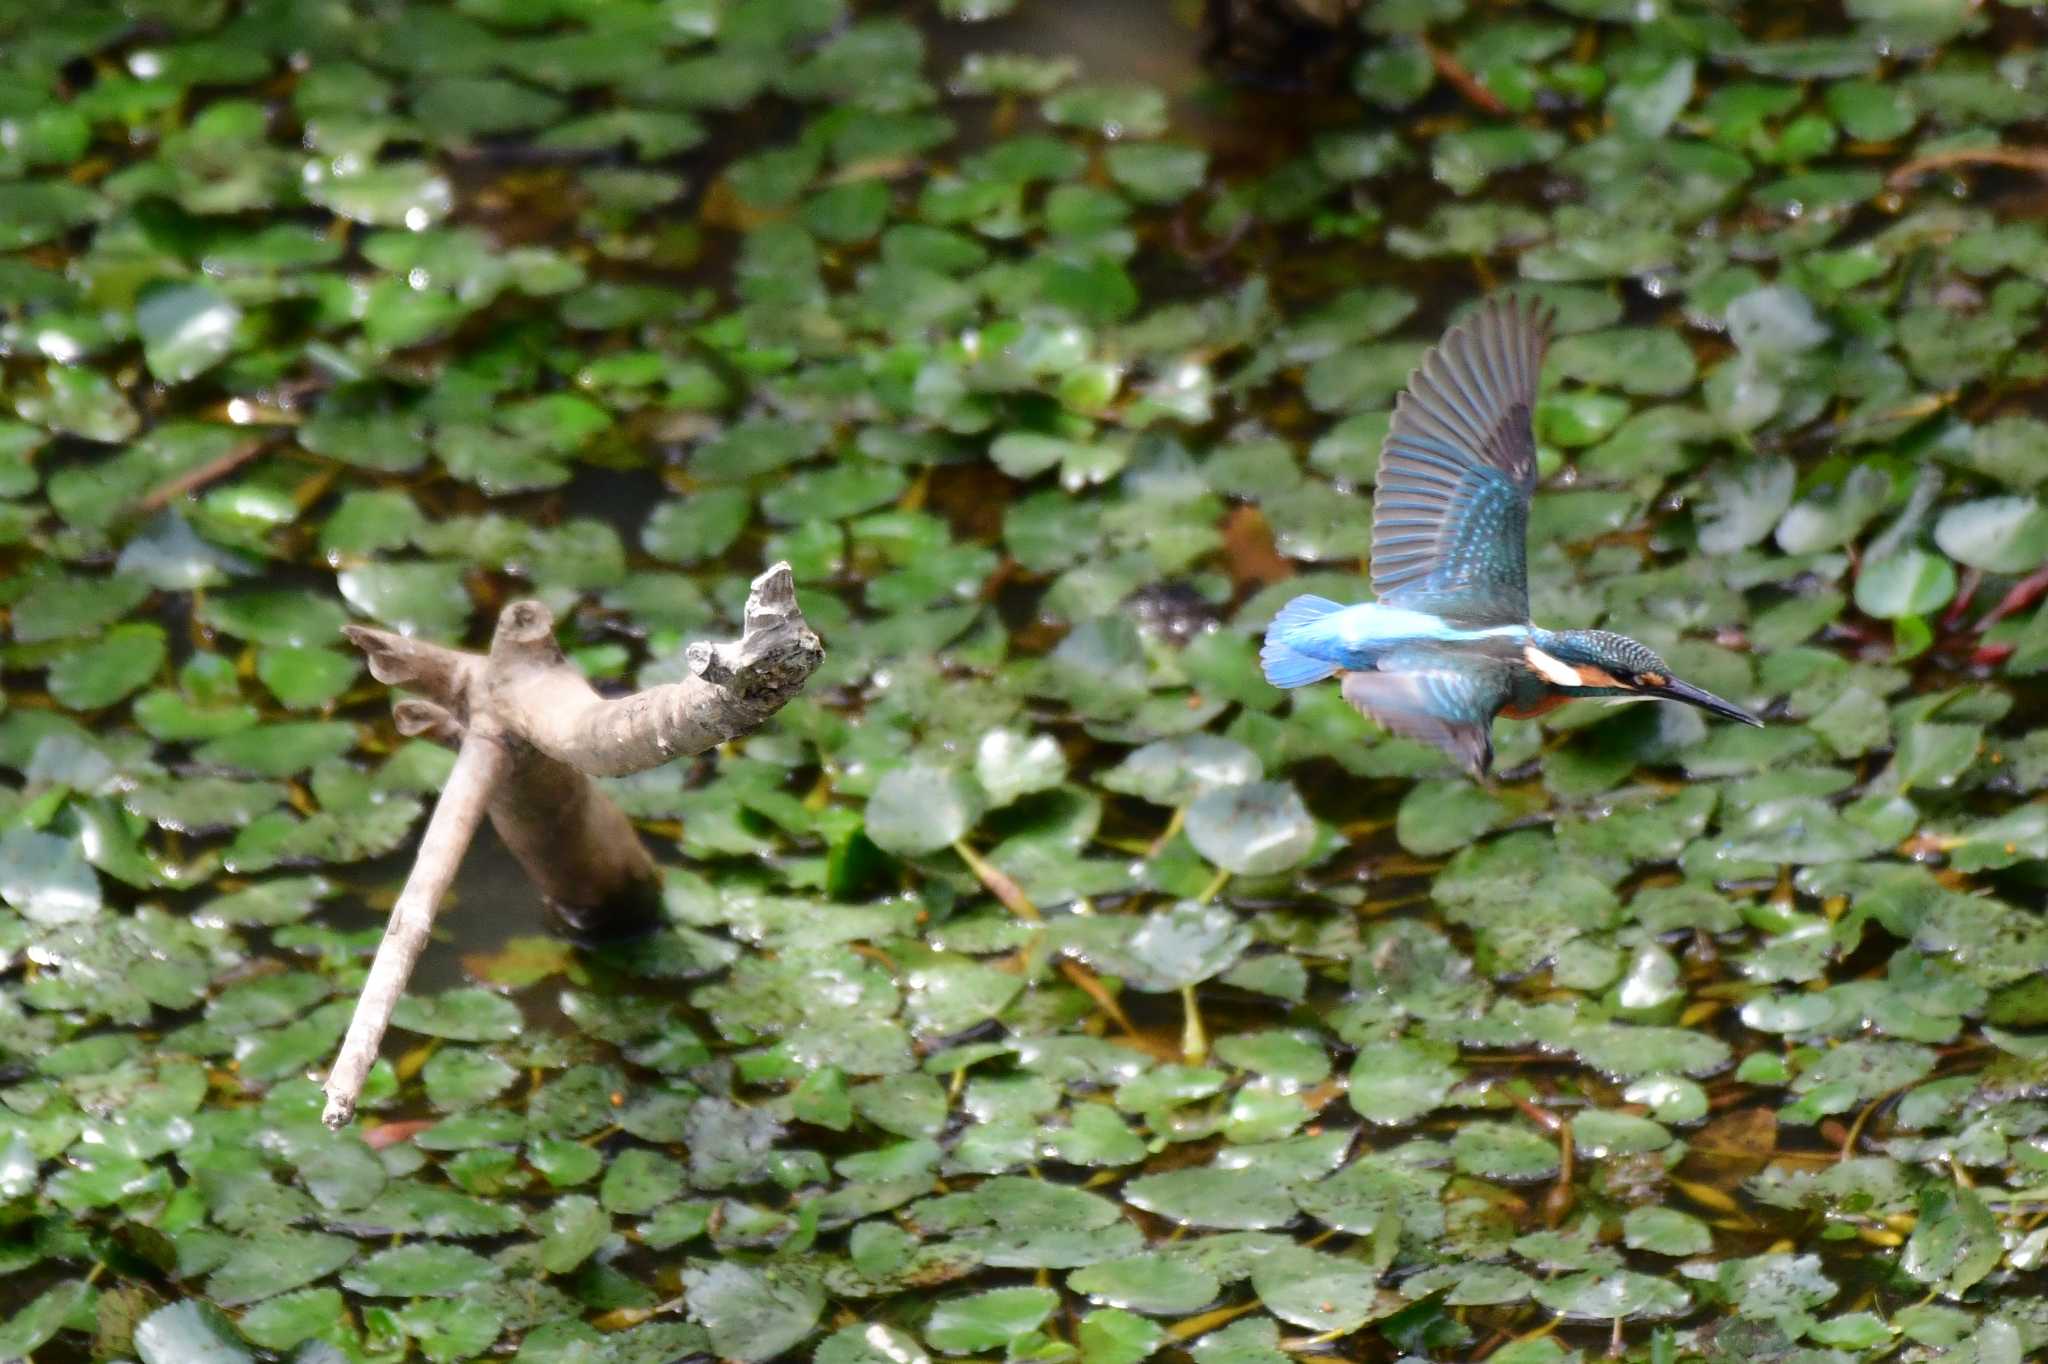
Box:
320, 562, 822, 1128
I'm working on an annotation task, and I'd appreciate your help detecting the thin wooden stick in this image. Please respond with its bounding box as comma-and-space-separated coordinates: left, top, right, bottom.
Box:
1887, 144, 2048, 188
1421, 37, 1507, 115
132, 436, 274, 515
322, 729, 508, 1128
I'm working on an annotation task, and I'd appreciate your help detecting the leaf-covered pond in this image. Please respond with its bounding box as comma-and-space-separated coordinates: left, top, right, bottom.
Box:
5, 0, 2048, 1360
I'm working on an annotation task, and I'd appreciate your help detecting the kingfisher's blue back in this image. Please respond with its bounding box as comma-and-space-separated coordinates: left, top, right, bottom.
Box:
1260, 596, 1526, 689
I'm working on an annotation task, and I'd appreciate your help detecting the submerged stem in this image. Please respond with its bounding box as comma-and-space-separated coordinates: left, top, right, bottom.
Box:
1180, 984, 1207, 1063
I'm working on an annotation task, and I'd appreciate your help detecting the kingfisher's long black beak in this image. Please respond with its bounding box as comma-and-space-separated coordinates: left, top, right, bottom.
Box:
1650, 676, 1764, 727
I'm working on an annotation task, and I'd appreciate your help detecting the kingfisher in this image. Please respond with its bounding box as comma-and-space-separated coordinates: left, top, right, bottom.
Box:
1260, 294, 1763, 779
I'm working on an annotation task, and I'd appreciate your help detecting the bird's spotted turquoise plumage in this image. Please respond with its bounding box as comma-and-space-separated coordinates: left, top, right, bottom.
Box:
1262, 296, 1763, 778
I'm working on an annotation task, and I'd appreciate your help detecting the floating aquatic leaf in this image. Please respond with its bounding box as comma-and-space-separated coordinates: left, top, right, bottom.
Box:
1453, 1121, 1560, 1182
974, 729, 1067, 807
644, 489, 752, 565
1101, 736, 1261, 807
1533, 1271, 1689, 1321
343, 1242, 501, 1298
1042, 84, 1167, 138
684, 1262, 825, 1362
1715, 1253, 1838, 1331
1777, 465, 1891, 554
925, 1286, 1058, 1354
865, 763, 981, 856
0, 827, 101, 924
1064, 901, 1251, 994
1068, 1255, 1220, 1316
1394, 779, 1507, 856
1609, 56, 1695, 140
1903, 1181, 2001, 1298
1183, 781, 1315, 876
206, 1230, 357, 1306
256, 646, 360, 710
47, 623, 166, 709
0, 1282, 91, 1360
1106, 143, 1206, 202
137, 282, 242, 383
1697, 458, 1795, 554
338, 562, 474, 637
132, 1302, 250, 1364
391, 987, 521, 1042
1349, 1038, 1461, 1126
1933, 496, 2048, 574
1123, 1166, 1296, 1230
540, 1193, 609, 1273
817, 1324, 932, 1364
1623, 1206, 1713, 1257
1855, 549, 1956, 620
304, 160, 453, 227
13, 572, 151, 644
1726, 285, 1829, 356
1248, 1245, 1384, 1333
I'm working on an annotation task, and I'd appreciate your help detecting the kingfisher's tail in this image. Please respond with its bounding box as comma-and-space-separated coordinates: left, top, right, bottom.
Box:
1260, 595, 1343, 688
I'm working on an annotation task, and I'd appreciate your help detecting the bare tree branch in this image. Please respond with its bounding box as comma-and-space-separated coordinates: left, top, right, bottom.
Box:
344, 625, 481, 715
320, 560, 823, 1129
323, 727, 508, 1127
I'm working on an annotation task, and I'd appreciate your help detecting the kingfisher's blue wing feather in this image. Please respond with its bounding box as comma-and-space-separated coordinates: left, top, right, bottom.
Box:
1372, 295, 1550, 627
1340, 650, 1512, 778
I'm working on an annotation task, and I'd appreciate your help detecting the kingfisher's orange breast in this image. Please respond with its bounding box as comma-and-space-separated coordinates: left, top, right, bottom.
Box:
1500, 693, 1573, 720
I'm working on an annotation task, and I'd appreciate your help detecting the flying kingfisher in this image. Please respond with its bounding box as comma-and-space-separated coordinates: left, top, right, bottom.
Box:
1260, 294, 1763, 779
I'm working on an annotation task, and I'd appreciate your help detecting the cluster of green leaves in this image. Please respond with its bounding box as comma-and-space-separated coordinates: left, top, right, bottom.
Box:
7, 0, 2048, 1361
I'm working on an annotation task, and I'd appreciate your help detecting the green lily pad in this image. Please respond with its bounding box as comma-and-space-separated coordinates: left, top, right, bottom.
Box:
1933, 496, 2048, 574
682, 1262, 824, 1363
137, 282, 242, 383
1349, 1038, 1461, 1126
390, 988, 522, 1042
540, 1193, 609, 1273
865, 764, 981, 856
305, 161, 453, 227
1068, 1255, 1220, 1316
1248, 1245, 1386, 1334
1855, 549, 1956, 620
1183, 781, 1315, 876
0, 827, 101, 924
1903, 1181, 2001, 1297
0, 1282, 92, 1361
206, 1229, 357, 1306
133, 1302, 250, 1364
1123, 1166, 1296, 1230
1623, 1206, 1713, 1257
338, 562, 474, 637
974, 729, 1068, 807
1043, 84, 1167, 138
342, 1243, 501, 1298
1533, 1271, 1690, 1321
12, 573, 151, 644
925, 1286, 1058, 1353
1102, 736, 1262, 807
47, 623, 166, 709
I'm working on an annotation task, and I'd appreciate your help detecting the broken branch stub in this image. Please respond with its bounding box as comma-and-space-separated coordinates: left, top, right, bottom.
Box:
321, 562, 822, 1128
490, 561, 821, 776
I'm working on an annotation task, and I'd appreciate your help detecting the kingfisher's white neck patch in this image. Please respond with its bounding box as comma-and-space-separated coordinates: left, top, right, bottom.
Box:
1523, 644, 1584, 688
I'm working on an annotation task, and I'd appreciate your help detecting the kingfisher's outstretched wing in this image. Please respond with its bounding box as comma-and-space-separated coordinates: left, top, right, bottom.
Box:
1371, 295, 1550, 627
1341, 650, 1513, 779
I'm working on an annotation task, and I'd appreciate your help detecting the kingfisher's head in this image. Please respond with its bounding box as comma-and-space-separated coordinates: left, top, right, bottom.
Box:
1525, 630, 1763, 727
